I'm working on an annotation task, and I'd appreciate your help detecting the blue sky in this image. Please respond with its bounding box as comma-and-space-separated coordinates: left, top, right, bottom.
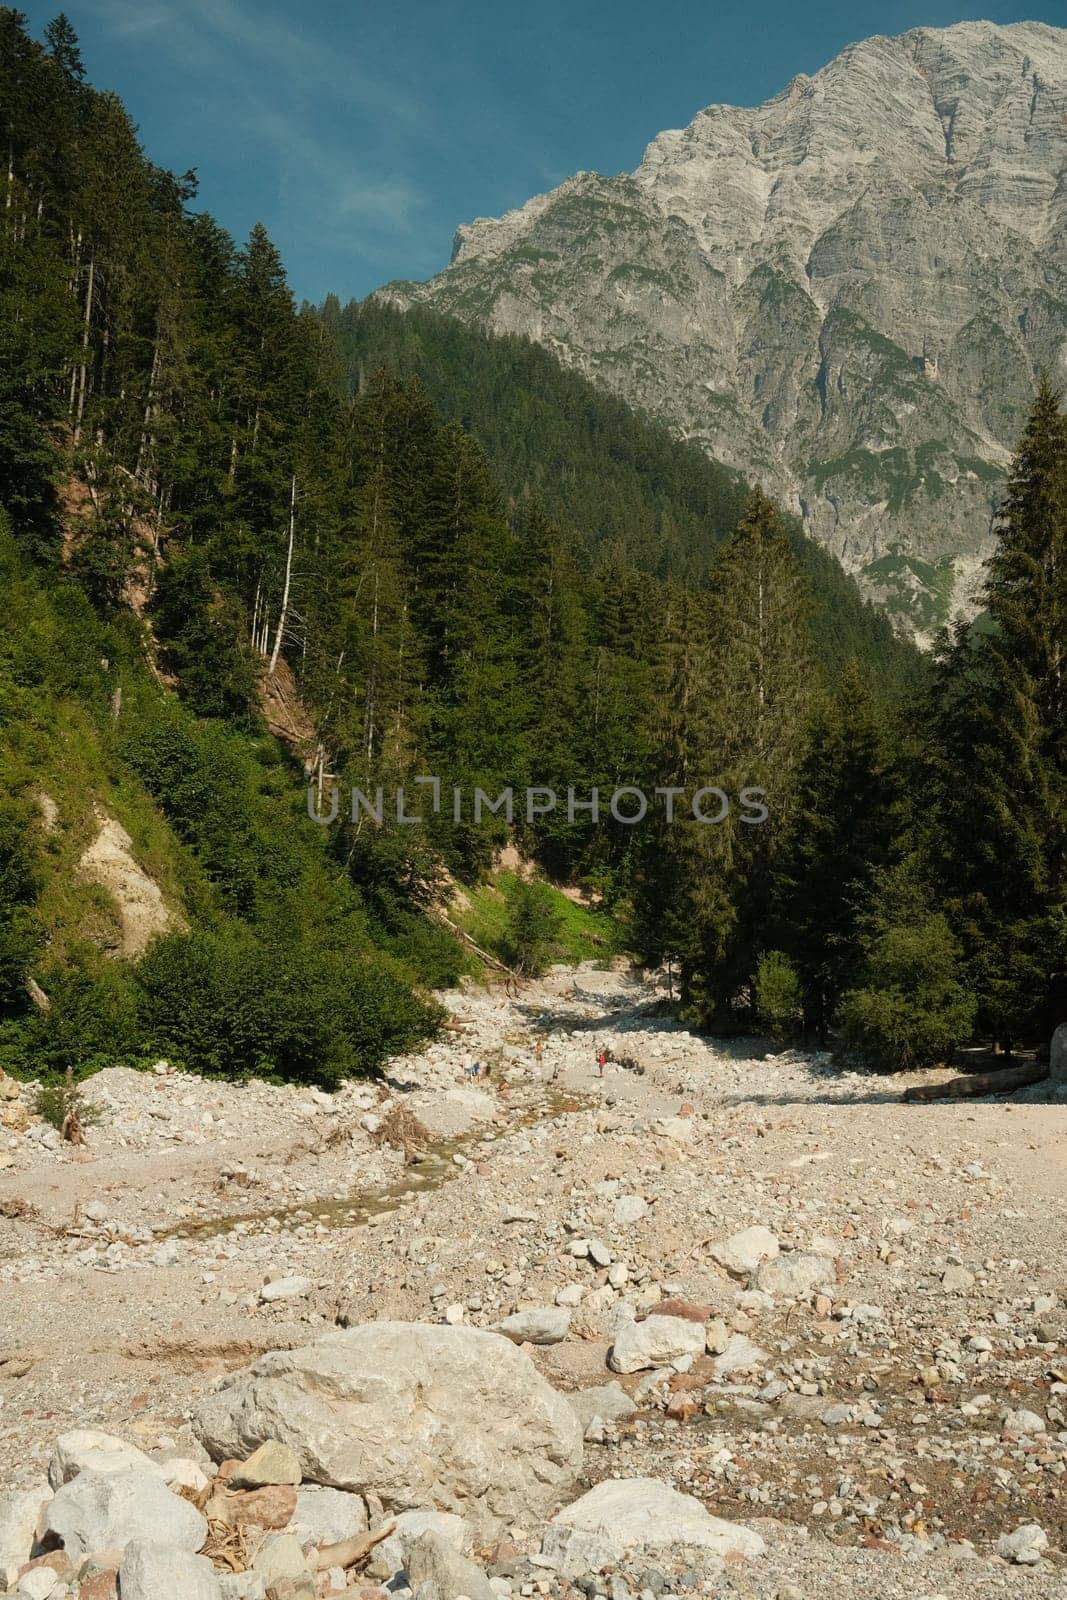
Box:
22, 0, 1062, 305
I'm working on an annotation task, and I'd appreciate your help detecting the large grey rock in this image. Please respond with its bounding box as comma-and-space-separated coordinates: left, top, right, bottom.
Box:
754, 1251, 835, 1300
405, 1529, 494, 1600
997, 1523, 1048, 1565
493, 1306, 571, 1345
541, 1478, 765, 1576
608, 1315, 705, 1373
43, 1470, 207, 1561
1050, 1023, 1067, 1082
289, 1484, 368, 1547
252, 1532, 312, 1588
383, 22, 1067, 636
567, 1383, 636, 1430
48, 1430, 163, 1489
118, 1539, 222, 1600
708, 1227, 779, 1279
0, 1482, 50, 1570
371, 1510, 472, 1580
194, 1323, 583, 1536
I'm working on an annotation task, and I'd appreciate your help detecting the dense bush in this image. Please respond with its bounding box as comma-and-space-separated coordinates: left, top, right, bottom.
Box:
840, 913, 977, 1071
503, 877, 564, 977
755, 949, 803, 1035
20, 967, 142, 1080
150, 548, 256, 720
136, 927, 439, 1084
0, 799, 41, 1013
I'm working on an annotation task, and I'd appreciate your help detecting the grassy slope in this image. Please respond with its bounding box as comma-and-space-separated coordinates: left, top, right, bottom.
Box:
0, 530, 464, 1081
453, 870, 621, 971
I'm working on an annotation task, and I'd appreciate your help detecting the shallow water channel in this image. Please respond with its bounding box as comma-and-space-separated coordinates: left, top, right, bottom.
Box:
166, 1085, 588, 1242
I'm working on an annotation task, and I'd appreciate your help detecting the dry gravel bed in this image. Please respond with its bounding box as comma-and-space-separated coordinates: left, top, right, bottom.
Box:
0, 963, 1065, 1599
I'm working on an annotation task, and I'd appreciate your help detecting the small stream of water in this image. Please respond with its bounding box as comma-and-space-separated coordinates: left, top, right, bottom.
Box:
167, 1086, 589, 1242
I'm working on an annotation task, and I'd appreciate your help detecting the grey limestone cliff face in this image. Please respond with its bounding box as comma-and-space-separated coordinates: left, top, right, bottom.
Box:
379, 21, 1067, 635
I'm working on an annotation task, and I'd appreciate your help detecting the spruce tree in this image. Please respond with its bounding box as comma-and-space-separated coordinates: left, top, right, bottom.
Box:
932, 380, 1067, 1044
688, 490, 815, 1021
774, 663, 896, 1040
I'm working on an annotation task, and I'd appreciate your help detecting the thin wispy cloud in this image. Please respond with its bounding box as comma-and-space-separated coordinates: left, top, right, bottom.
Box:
83, 0, 423, 124
80, 0, 429, 275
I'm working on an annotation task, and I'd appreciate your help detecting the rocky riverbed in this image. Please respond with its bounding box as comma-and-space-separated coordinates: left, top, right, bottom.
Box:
1, 963, 1065, 1599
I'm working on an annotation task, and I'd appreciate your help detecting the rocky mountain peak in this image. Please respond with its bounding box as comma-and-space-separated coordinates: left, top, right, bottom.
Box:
382, 22, 1067, 635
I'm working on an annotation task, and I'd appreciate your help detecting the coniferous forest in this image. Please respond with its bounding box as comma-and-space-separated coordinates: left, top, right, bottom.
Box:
1, 10, 1064, 1087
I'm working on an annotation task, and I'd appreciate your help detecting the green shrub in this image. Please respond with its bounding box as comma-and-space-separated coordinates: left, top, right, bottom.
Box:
503, 877, 564, 977
840, 915, 977, 1071
0, 799, 42, 1012
137, 927, 439, 1085
21, 966, 141, 1081
149, 548, 256, 721
35, 1074, 101, 1132
755, 949, 803, 1035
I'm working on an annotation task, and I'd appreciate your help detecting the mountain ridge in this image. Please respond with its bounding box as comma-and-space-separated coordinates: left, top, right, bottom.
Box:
379, 19, 1067, 634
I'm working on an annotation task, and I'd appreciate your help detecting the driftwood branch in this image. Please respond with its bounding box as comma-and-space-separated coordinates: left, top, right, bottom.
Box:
903, 1063, 1048, 1102
435, 910, 515, 976
308, 1518, 396, 1572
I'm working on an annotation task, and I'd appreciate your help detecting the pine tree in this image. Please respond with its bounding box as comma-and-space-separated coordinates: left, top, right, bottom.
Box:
42, 14, 85, 82
686, 490, 815, 1020
774, 663, 896, 1040
628, 582, 714, 987
932, 380, 1067, 1044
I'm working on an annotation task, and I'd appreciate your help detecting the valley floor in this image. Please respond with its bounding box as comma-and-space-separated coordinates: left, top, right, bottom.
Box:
1, 963, 1065, 1598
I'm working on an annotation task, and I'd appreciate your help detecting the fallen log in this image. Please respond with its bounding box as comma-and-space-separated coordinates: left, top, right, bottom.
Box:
902, 1062, 1049, 1102
309, 1519, 396, 1573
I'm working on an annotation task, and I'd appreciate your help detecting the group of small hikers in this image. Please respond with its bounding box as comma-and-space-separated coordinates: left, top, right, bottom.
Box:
459, 1039, 641, 1082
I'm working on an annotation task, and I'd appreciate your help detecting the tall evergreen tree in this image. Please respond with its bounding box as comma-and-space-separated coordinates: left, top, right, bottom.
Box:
774, 664, 896, 1040
685, 491, 815, 1020
931, 380, 1067, 1043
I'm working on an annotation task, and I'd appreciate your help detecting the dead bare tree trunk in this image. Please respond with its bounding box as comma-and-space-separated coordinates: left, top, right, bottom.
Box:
268, 475, 296, 677
73, 253, 95, 447
135, 325, 162, 488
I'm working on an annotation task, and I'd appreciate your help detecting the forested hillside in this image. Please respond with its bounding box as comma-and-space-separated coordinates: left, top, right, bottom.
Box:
1, 11, 1063, 1090
321, 299, 922, 693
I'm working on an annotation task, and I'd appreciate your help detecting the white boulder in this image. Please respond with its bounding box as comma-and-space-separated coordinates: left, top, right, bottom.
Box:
43, 1470, 207, 1560
289, 1485, 368, 1547
372, 1510, 472, 1579
711, 1334, 769, 1379
493, 1307, 571, 1345
609, 1315, 705, 1374
118, 1539, 222, 1600
0, 1483, 50, 1571
48, 1430, 163, 1489
754, 1251, 835, 1300
542, 1477, 765, 1576
708, 1227, 779, 1278
998, 1523, 1048, 1565
406, 1528, 494, 1600
194, 1322, 583, 1536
